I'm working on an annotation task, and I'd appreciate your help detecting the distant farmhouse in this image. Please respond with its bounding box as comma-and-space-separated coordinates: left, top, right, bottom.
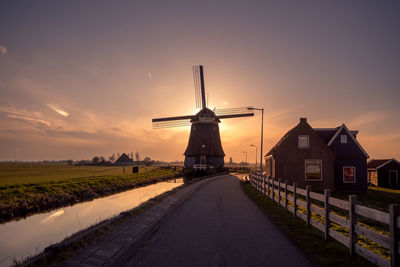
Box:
114, 153, 133, 166
367, 159, 400, 189
265, 118, 369, 192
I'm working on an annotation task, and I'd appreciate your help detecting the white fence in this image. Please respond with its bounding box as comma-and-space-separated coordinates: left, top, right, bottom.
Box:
249, 172, 400, 267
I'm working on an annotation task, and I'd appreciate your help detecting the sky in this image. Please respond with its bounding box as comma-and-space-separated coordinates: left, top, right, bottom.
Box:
0, 0, 399, 162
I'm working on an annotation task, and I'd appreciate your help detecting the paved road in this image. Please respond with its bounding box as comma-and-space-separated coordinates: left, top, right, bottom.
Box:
125, 174, 313, 267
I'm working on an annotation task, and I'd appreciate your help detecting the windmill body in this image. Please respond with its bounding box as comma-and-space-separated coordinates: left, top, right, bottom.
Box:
152, 66, 253, 168
184, 107, 225, 167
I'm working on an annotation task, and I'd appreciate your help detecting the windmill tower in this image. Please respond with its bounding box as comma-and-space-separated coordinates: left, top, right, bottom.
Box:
152, 65, 254, 167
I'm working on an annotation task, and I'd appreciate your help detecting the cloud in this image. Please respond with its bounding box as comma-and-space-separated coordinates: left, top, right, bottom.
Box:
349, 111, 388, 127
7, 114, 50, 126
147, 73, 152, 79
0, 105, 50, 127
0, 45, 6, 55
47, 104, 69, 117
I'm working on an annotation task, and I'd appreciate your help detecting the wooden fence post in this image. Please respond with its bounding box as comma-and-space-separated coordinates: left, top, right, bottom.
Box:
390, 204, 399, 267
257, 174, 260, 191
256, 174, 259, 190
267, 177, 270, 199
263, 175, 266, 195
285, 180, 288, 211
293, 182, 297, 218
272, 178, 275, 202
324, 189, 331, 240
278, 178, 281, 206
262, 175, 264, 194
349, 195, 357, 256
306, 185, 311, 226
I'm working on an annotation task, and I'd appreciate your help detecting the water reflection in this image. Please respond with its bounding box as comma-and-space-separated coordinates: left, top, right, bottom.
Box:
0, 179, 183, 266
40, 209, 65, 224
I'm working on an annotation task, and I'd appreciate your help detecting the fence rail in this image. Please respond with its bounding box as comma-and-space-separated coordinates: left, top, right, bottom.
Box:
249, 172, 400, 267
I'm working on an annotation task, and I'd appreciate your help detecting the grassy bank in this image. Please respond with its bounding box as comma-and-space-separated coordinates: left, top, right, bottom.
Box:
241, 182, 375, 267
0, 165, 181, 223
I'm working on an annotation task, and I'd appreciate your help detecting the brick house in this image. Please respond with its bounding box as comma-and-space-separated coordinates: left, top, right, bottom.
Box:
265, 118, 369, 192
367, 159, 400, 189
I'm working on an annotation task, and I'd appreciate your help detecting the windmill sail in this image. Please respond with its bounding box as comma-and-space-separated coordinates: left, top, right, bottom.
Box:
215, 107, 254, 118
193, 65, 206, 109
152, 115, 194, 129
193, 66, 202, 109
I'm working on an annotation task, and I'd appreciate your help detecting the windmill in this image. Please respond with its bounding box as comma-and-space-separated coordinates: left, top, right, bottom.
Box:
152, 65, 254, 167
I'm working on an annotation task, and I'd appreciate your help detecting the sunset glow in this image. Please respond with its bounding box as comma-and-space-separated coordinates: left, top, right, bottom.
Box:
0, 1, 399, 162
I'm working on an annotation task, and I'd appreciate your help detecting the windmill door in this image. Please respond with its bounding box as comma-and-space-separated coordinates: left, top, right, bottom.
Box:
200, 155, 206, 165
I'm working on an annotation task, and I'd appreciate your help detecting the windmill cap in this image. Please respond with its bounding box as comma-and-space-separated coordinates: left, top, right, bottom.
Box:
300, 118, 307, 123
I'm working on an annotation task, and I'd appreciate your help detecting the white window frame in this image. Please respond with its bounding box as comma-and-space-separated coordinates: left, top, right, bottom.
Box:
305, 159, 322, 181
343, 166, 356, 183
340, 135, 347, 144
298, 135, 309, 149
388, 170, 398, 187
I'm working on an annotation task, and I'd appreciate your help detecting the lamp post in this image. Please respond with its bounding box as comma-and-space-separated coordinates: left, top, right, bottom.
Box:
243, 151, 247, 166
250, 144, 257, 169
248, 106, 264, 174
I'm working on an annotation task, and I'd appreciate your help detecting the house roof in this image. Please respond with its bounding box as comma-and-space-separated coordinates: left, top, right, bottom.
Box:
313, 128, 358, 143
265, 126, 297, 157
115, 153, 132, 163
327, 124, 369, 158
265, 119, 368, 158
367, 159, 400, 169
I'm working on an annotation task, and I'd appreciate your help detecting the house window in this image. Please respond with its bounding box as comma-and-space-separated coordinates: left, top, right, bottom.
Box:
343, 166, 356, 183
298, 135, 309, 149
305, 160, 322, 181
340, 135, 347, 143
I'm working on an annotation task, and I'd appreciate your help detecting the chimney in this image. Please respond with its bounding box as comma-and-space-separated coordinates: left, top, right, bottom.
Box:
300, 118, 307, 123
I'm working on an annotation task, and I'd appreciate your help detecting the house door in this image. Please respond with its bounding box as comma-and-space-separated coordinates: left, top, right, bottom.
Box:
389, 170, 398, 188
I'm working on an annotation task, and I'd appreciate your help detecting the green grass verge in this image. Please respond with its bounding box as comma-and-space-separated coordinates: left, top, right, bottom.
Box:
241, 182, 376, 267
0, 168, 181, 223
332, 186, 400, 213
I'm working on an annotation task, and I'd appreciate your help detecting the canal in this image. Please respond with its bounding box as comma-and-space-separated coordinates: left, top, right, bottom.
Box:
0, 179, 183, 266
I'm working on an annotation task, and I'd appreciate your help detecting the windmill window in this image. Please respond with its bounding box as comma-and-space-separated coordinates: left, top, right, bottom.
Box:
305, 159, 322, 181
340, 135, 347, 144
343, 166, 356, 183
298, 135, 309, 149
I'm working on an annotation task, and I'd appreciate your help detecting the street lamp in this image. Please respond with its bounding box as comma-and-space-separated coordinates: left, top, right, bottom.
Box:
243, 151, 247, 165
250, 144, 257, 169
248, 106, 264, 174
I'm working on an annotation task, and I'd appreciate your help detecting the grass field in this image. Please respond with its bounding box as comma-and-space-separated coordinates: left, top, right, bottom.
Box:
332, 186, 400, 212
0, 163, 156, 186
0, 163, 181, 223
